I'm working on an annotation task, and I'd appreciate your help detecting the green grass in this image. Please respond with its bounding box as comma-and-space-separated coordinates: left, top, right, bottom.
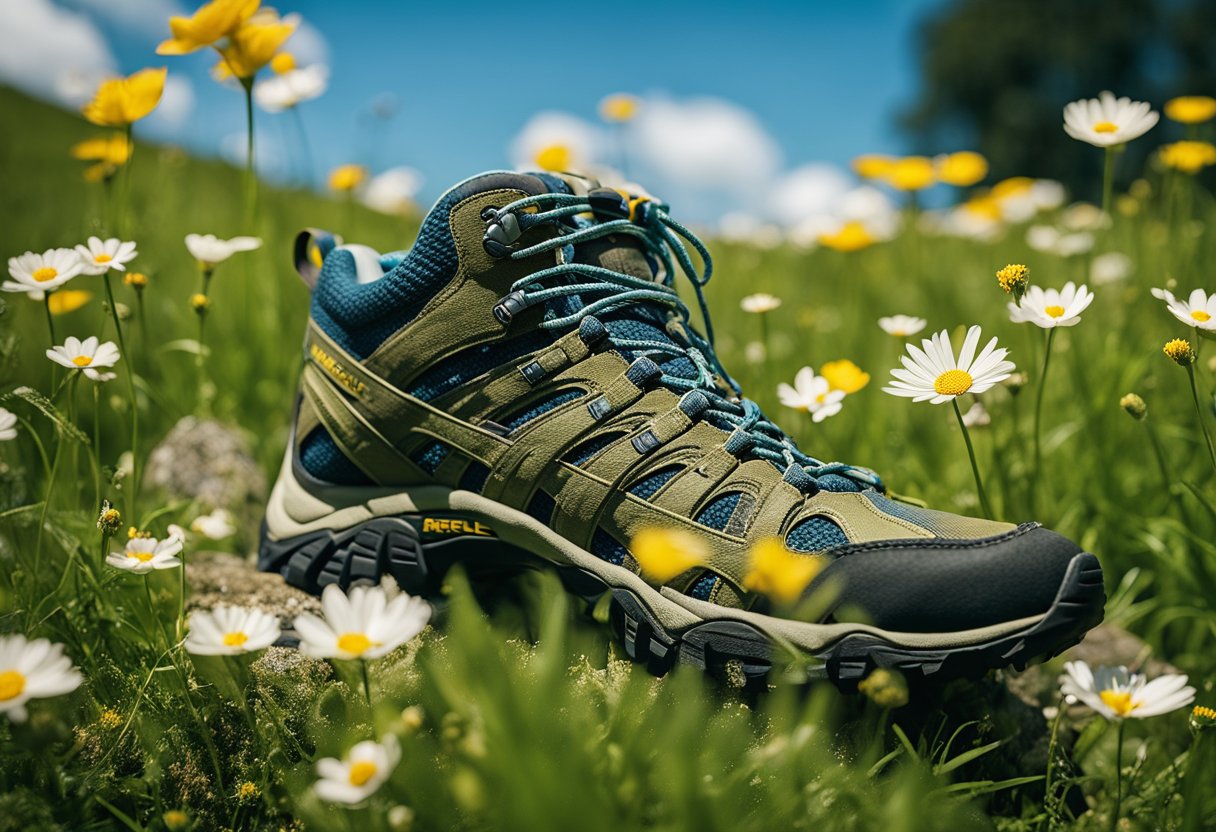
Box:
1, 85, 1214, 830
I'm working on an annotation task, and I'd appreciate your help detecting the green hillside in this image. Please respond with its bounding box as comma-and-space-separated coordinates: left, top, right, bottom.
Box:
1, 85, 1214, 830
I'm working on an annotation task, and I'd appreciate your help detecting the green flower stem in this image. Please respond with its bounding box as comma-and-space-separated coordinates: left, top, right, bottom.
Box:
1032, 328, 1057, 511
177, 547, 187, 642
360, 659, 372, 708
1111, 718, 1126, 832
1185, 364, 1216, 476
196, 267, 214, 414
1101, 145, 1115, 219
31, 411, 65, 587
1143, 419, 1177, 509
15, 413, 52, 483
92, 383, 102, 510
103, 271, 140, 518
952, 398, 994, 519
43, 294, 56, 346
241, 78, 257, 230
759, 311, 770, 361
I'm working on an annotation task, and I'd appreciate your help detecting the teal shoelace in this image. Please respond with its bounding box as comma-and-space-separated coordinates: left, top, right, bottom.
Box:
482, 189, 882, 493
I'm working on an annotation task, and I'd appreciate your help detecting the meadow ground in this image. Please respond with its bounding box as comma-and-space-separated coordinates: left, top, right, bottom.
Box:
1, 85, 1215, 830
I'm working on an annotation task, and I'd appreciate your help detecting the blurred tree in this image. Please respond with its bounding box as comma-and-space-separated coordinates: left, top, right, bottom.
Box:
900, 0, 1216, 197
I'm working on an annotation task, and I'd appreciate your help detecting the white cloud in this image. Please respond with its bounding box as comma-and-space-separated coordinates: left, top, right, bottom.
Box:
363, 166, 425, 214
284, 18, 330, 68
769, 164, 852, 226
61, 0, 184, 41
0, 0, 117, 107
144, 72, 194, 132
630, 96, 782, 198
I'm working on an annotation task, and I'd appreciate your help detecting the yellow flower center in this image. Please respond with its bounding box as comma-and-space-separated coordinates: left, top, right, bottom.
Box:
131, 551, 155, 562
0, 669, 25, 701
348, 760, 378, 787
933, 369, 973, 396
337, 632, 373, 656
1193, 310, 1212, 322
1100, 689, 1139, 717
534, 143, 572, 172
95, 253, 112, 263
1045, 305, 1066, 318
223, 632, 248, 647
1093, 121, 1119, 133
72, 355, 93, 367
815, 392, 827, 404
32, 267, 58, 283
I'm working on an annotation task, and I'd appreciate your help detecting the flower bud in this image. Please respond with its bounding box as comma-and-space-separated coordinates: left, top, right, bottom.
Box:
1119, 393, 1147, 421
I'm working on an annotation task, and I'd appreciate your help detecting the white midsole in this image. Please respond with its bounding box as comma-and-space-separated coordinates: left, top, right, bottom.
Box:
265, 448, 1047, 653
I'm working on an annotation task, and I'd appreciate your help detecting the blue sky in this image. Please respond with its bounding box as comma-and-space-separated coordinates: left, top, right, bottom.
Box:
7, 0, 951, 219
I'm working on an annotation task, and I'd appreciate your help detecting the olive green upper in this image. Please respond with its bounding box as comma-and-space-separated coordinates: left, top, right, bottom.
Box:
293, 183, 1013, 609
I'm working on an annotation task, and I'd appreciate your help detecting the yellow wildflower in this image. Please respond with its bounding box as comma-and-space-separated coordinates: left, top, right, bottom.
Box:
214, 9, 297, 81
996, 263, 1029, 296
162, 810, 190, 831
599, 93, 641, 123
630, 527, 708, 583
97, 707, 123, 729
1159, 141, 1216, 175
82, 67, 167, 127
1164, 338, 1195, 366
852, 154, 895, 179
190, 293, 211, 313
741, 538, 827, 605
884, 156, 936, 191
820, 359, 870, 394
71, 134, 131, 182
270, 51, 296, 74
1164, 96, 1216, 125
47, 290, 92, 316
157, 0, 259, 54
857, 668, 909, 708
329, 164, 368, 192
936, 151, 988, 187
125, 272, 149, 288
534, 143, 573, 172
819, 221, 875, 253
990, 176, 1034, 200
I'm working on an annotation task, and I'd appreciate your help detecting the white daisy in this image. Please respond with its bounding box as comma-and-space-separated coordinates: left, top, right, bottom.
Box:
1151, 287, 1216, 331
74, 237, 138, 274
0, 407, 17, 441
4, 248, 84, 299
1090, 252, 1132, 285
1061, 660, 1195, 720
1063, 91, 1159, 147
777, 367, 845, 423
185, 234, 262, 269
190, 508, 236, 540
254, 64, 329, 112
0, 634, 83, 722
293, 583, 431, 661
107, 536, 183, 573
314, 734, 401, 804
45, 336, 121, 381
877, 314, 926, 337
884, 325, 1015, 404
185, 605, 281, 656
1008, 282, 1095, 328
740, 293, 782, 314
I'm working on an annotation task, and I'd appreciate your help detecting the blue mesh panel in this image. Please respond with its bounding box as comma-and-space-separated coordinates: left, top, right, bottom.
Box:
564, 432, 624, 466
459, 462, 490, 493
863, 492, 971, 537
786, 516, 848, 553
525, 490, 556, 525
502, 390, 585, 431
815, 474, 863, 493
299, 427, 371, 485
591, 528, 629, 565
410, 440, 450, 475
628, 465, 682, 499
688, 573, 718, 600
406, 329, 553, 402
695, 492, 742, 531
311, 172, 554, 359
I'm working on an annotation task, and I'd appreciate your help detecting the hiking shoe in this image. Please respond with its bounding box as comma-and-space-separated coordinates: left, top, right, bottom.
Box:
259, 171, 1104, 689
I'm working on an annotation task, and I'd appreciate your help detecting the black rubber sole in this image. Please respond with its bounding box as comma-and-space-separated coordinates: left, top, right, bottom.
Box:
258, 513, 1105, 692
